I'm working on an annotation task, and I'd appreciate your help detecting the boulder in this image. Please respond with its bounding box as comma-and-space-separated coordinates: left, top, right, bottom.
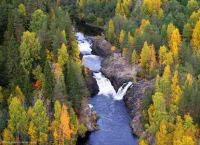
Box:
101, 53, 138, 90
90, 36, 112, 57
84, 68, 99, 96
79, 97, 98, 131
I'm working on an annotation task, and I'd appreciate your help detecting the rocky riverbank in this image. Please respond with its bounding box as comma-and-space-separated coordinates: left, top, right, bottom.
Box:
90, 35, 154, 137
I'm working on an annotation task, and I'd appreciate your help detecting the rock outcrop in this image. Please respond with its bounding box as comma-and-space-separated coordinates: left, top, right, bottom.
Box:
79, 97, 98, 131
101, 53, 138, 90
124, 79, 155, 137
90, 36, 112, 57
84, 68, 99, 96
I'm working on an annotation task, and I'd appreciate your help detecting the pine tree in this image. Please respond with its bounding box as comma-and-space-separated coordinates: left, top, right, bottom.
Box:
148, 92, 167, 134
69, 108, 79, 136
18, 3, 26, 16
127, 32, 134, 49
65, 59, 89, 108
140, 42, 149, 71
169, 29, 182, 63
8, 97, 28, 141
115, 1, 123, 16
119, 29, 126, 49
54, 63, 66, 102
140, 42, 156, 74
170, 71, 182, 108
43, 60, 54, 100
20, 31, 41, 73
142, 0, 162, 17
160, 65, 171, 98
187, 0, 199, 15
155, 121, 168, 145
149, 45, 156, 74
191, 19, 200, 55
15, 86, 25, 104
70, 39, 81, 65
30, 9, 47, 33
51, 101, 61, 144
57, 43, 69, 68
159, 45, 167, 66
28, 99, 49, 144
165, 52, 173, 66
179, 73, 193, 115
167, 23, 176, 42
173, 116, 196, 145
107, 19, 115, 43
60, 105, 71, 142
6, 35, 20, 88
2, 128, 14, 144
131, 49, 138, 65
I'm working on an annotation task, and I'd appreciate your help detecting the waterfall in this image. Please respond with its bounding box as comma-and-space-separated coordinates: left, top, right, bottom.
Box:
76, 32, 132, 100
114, 82, 133, 100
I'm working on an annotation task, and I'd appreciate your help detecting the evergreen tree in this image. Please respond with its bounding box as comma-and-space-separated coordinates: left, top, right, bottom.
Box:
28, 99, 49, 144
155, 121, 168, 145
8, 97, 28, 141
169, 28, 182, 63
119, 29, 126, 49
2, 128, 14, 144
107, 19, 116, 43
131, 49, 138, 65
60, 104, 71, 142
54, 63, 66, 102
148, 92, 167, 134
187, 0, 199, 15
191, 19, 200, 55
18, 3, 26, 16
30, 9, 47, 33
65, 59, 89, 109
57, 43, 69, 69
19, 31, 41, 74
171, 71, 182, 107
51, 100, 61, 144
6, 35, 20, 88
43, 60, 54, 100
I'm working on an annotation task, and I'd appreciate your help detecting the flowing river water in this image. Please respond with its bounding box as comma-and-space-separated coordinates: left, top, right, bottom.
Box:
76, 32, 138, 145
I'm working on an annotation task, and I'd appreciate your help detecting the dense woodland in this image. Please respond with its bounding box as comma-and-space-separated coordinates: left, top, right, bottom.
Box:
0, 0, 90, 144
1, 0, 200, 144
76, 0, 200, 145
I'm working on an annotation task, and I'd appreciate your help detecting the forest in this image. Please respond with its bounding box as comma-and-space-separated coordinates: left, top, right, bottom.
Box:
1, 0, 200, 145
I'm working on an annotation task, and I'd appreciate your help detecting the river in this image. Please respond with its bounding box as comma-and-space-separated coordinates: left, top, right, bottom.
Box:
76, 32, 138, 145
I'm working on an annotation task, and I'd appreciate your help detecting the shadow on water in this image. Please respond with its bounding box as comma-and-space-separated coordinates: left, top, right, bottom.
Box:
73, 17, 104, 36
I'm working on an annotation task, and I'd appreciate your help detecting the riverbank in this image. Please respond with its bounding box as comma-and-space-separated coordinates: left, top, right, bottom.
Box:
77, 32, 138, 145
90, 35, 154, 138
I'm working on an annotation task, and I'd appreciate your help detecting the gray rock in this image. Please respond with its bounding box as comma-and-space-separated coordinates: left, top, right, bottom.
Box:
101, 54, 137, 90
84, 67, 99, 96
124, 79, 155, 137
79, 97, 98, 131
90, 36, 112, 57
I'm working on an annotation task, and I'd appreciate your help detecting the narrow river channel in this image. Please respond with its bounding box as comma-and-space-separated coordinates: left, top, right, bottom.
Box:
76, 32, 138, 145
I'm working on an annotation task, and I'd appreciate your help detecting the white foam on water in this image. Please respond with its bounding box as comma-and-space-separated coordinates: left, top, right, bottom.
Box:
114, 82, 133, 100
93, 72, 116, 97
76, 32, 92, 55
75, 32, 86, 41
88, 104, 93, 109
